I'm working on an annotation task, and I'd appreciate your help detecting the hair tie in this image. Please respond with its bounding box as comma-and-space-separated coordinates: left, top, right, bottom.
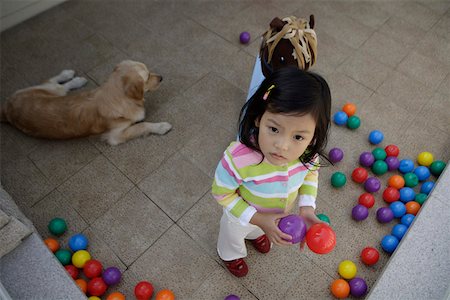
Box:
263, 84, 275, 100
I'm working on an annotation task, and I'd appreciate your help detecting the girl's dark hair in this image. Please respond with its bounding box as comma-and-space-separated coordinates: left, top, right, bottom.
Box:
239, 67, 331, 165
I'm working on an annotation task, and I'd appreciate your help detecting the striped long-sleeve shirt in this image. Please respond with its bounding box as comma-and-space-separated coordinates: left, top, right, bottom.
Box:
212, 141, 319, 225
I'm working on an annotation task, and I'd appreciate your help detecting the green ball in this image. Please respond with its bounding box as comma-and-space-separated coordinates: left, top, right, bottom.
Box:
372, 148, 387, 161
316, 213, 331, 224
415, 193, 428, 205
55, 249, 72, 266
430, 160, 446, 177
404, 172, 419, 187
331, 172, 347, 188
48, 218, 67, 236
346, 115, 361, 129
371, 160, 388, 175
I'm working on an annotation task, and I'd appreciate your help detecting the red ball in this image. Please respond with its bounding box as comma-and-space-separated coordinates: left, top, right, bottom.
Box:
65, 265, 79, 280
385, 144, 399, 157
83, 259, 103, 279
358, 193, 375, 208
305, 223, 336, 254
87, 277, 108, 297
361, 247, 380, 266
134, 281, 154, 300
382, 187, 400, 203
351, 167, 368, 183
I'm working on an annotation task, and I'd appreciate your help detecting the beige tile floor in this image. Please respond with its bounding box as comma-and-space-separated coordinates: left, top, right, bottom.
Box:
1, 1, 449, 299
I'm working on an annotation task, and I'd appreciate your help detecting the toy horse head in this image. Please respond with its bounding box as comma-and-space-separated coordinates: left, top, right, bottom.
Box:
260, 15, 317, 78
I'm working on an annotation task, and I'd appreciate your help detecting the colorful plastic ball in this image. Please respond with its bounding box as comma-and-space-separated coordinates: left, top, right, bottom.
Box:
88, 297, 101, 300
224, 295, 240, 300
347, 115, 361, 129
351, 167, 368, 183
84, 259, 103, 279
368, 130, 384, 145
102, 267, 122, 286
390, 201, 406, 218
65, 264, 79, 280
328, 147, 344, 163
155, 289, 175, 300
372, 148, 387, 161
403, 172, 419, 187
278, 215, 307, 244
388, 175, 405, 189
352, 204, 369, 221
358, 193, 375, 208
383, 187, 400, 203
331, 172, 347, 188
430, 160, 446, 176
364, 177, 381, 193
391, 223, 408, 240
87, 277, 108, 297
376, 207, 394, 223
48, 217, 67, 236
417, 151, 433, 166
44, 238, 60, 253
338, 260, 357, 279
239, 31, 250, 44
331, 279, 350, 299
405, 201, 421, 215
305, 223, 336, 254
385, 156, 400, 171
69, 233, 89, 252
372, 160, 388, 175
55, 249, 72, 266
134, 281, 154, 300
398, 159, 414, 174
75, 278, 88, 294
385, 144, 399, 157
342, 103, 357, 116
414, 166, 431, 181
415, 193, 427, 205
349, 277, 368, 298
381, 235, 399, 253
316, 213, 331, 224
400, 214, 415, 227
72, 250, 91, 268
359, 152, 375, 167
106, 292, 126, 300
399, 187, 415, 203
420, 181, 434, 195
361, 247, 379, 266
333, 111, 348, 126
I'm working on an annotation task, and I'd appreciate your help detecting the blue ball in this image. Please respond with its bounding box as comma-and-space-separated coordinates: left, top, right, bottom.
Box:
390, 201, 406, 218
391, 223, 408, 240
68, 233, 88, 252
399, 187, 415, 203
333, 111, 348, 126
398, 159, 414, 174
420, 181, 435, 195
400, 214, 415, 227
368, 130, 384, 145
381, 235, 399, 253
414, 166, 431, 181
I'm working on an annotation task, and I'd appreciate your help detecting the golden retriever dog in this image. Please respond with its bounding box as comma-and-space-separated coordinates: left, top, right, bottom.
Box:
0, 60, 172, 145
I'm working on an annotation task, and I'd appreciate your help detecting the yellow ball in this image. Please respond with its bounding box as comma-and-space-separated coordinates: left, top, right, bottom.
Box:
338, 260, 357, 279
417, 152, 434, 167
88, 297, 101, 300
72, 250, 91, 268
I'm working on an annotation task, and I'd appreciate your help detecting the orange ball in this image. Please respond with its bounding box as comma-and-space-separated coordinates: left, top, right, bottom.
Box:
342, 103, 357, 117
75, 278, 88, 294
331, 279, 350, 298
388, 175, 405, 190
155, 289, 175, 300
44, 238, 60, 253
106, 292, 126, 300
405, 201, 421, 215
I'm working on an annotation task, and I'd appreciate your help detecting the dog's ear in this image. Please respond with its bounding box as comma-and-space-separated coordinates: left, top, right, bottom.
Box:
309, 14, 315, 29
269, 17, 286, 31
122, 72, 144, 100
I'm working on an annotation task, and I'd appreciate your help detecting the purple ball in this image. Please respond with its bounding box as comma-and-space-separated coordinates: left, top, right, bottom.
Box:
224, 295, 240, 300
352, 204, 369, 221
364, 177, 381, 193
349, 277, 368, 297
329, 148, 344, 163
278, 215, 306, 244
102, 267, 121, 285
239, 31, 250, 44
376, 207, 394, 223
385, 156, 400, 171
359, 152, 375, 167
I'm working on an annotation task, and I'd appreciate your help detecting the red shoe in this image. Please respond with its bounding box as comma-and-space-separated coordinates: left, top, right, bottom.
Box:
223, 258, 248, 277
251, 234, 271, 254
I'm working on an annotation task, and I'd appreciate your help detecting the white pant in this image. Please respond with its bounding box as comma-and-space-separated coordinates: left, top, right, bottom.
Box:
217, 209, 265, 261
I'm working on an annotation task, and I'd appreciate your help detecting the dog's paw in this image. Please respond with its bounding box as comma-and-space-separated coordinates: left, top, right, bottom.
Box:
67, 77, 88, 90
154, 122, 172, 135
59, 70, 76, 81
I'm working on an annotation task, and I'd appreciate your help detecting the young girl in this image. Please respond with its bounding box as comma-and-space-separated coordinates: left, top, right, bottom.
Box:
212, 67, 331, 277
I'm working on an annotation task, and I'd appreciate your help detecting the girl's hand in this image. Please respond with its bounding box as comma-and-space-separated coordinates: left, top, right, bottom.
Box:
250, 212, 293, 246
298, 206, 327, 251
